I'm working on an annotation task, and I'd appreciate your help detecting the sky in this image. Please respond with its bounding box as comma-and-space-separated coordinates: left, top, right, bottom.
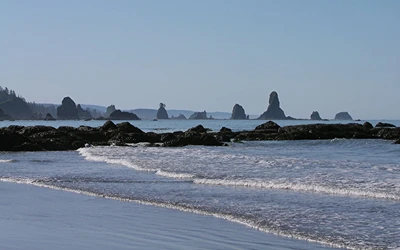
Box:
1, 0, 399, 119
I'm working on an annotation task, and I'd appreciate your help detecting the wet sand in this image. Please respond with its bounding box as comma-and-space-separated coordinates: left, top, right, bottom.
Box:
0, 181, 340, 250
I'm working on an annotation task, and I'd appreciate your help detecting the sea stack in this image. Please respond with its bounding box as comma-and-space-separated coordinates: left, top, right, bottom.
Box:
231, 104, 247, 119
334, 112, 353, 120
156, 103, 169, 119
310, 111, 322, 120
258, 91, 287, 120
57, 97, 79, 120
189, 111, 208, 119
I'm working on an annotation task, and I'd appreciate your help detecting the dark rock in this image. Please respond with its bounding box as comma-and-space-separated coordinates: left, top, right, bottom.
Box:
277, 123, 373, 140
101, 120, 117, 131
231, 104, 247, 119
0, 130, 31, 151
258, 91, 287, 120
220, 127, 232, 133
363, 122, 373, 129
163, 133, 224, 147
44, 113, 56, 121
19, 126, 57, 136
156, 103, 169, 119
116, 122, 144, 134
189, 111, 208, 120
377, 128, 400, 139
334, 112, 353, 121
57, 126, 77, 133
13, 143, 44, 151
57, 97, 79, 120
255, 121, 281, 131
109, 110, 140, 120
186, 125, 209, 133
310, 111, 322, 120
375, 122, 396, 128
395, 139, 400, 144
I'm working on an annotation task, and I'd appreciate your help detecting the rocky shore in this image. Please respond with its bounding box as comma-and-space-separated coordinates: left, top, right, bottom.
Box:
0, 121, 399, 151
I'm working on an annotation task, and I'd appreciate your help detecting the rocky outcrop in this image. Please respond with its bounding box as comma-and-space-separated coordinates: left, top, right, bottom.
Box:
105, 105, 117, 118
334, 112, 353, 121
231, 104, 247, 119
44, 113, 56, 121
258, 91, 287, 120
109, 110, 140, 120
375, 122, 396, 128
77, 104, 93, 120
156, 103, 169, 119
57, 97, 79, 120
189, 111, 208, 120
1, 121, 400, 151
310, 111, 322, 120
171, 114, 187, 120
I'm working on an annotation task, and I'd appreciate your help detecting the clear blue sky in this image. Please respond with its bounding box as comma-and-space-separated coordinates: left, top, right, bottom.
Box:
1, 0, 399, 119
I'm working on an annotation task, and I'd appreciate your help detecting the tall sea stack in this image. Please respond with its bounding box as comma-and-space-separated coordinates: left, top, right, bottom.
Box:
258, 91, 287, 120
156, 103, 169, 119
57, 97, 79, 120
231, 104, 247, 119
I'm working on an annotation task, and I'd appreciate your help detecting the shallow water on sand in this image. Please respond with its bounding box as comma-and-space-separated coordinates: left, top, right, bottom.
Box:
1, 135, 400, 249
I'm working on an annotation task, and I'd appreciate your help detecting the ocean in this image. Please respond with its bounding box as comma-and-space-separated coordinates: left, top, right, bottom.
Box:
1, 119, 399, 249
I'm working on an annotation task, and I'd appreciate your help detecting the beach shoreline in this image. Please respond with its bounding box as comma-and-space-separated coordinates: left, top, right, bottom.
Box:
0, 181, 340, 250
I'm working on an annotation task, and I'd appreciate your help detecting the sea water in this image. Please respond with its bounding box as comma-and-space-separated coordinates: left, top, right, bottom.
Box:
0, 119, 399, 249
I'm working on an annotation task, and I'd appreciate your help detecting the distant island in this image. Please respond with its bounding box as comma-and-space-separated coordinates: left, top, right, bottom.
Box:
0, 86, 356, 121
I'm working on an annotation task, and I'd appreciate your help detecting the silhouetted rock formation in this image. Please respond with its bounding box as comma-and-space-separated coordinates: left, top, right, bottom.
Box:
109, 110, 140, 120
310, 111, 322, 120
57, 97, 79, 120
0, 109, 12, 120
258, 91, 287, 120
77, 104, 93, 120
231, 104, 247, 119
189, 111, 208, 119
44, 113, 56, 121
334, 112, 353, 121
171, 114, 187, 120
156, 103, 169, 119
105, 105, 116, 118
1, 121, 400, 151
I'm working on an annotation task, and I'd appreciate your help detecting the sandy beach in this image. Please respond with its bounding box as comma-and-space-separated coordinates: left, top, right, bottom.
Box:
0, 181, 339, 250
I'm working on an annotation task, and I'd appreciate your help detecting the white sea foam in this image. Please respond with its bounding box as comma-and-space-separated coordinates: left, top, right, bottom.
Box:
193, 179, 400, 201
77, 147, 151, 172
0, 159, 16, 163
155, 170, 195, 179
